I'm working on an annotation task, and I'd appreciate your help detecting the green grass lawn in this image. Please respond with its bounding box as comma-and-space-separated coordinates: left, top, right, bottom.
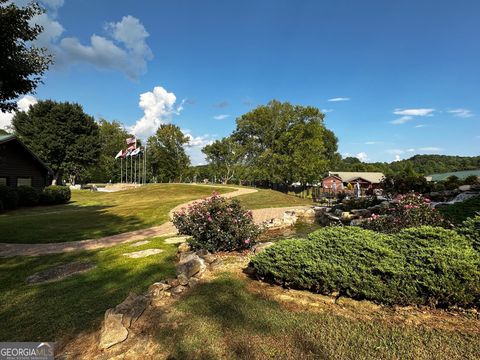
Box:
0, 237, 177, 343
157, 272, 480, 360
235, 188, 312, 209
0, 184, 230, 243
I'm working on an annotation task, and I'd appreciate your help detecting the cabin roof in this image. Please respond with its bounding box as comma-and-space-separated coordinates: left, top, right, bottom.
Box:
327, 171, 385, 184
0, 135, 52, 174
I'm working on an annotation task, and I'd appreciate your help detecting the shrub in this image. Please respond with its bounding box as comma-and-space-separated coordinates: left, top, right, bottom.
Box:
361, 193, 449, 233
439, 195, 480, 224
389, 227, 480, 307
0, 185, 19, 210
251, 227, 405, 303
456, 215, 480, 251
340, 196, 382, 211
16, 186, 39, 206
39, 185, 71, 205
250, 226, 480, 308
172, 192, 261, 252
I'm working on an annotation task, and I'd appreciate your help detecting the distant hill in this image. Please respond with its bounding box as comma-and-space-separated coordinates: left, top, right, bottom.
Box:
337, 155, 480, 176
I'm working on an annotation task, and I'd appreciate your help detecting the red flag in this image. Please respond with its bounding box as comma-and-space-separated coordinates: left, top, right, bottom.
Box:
126, 137, 136, 146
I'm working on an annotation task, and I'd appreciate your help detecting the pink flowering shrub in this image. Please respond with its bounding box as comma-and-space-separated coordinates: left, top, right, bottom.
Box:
172, 192, 261, 252
362, 193, 450, 233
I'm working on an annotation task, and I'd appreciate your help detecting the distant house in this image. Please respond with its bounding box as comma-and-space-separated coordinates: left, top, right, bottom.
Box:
0, 135, 52, 190
323, 171, 385, 189
425, 169, 480, 182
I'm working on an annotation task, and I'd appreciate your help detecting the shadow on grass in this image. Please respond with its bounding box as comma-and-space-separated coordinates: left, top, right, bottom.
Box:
0, 204, 146, 243
155, 274, 329, 359
0, 244, 177, 342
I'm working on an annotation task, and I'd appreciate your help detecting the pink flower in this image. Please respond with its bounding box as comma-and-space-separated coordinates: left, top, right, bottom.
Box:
244, 238, 251, 244
208, 216, 213, 222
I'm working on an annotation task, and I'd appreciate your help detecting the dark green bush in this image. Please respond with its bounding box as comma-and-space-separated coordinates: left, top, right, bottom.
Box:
456, 215, 480, 251
16, 186, 39, 206
439, 196, 480, 224
40, 185, 71, 205
251, 226, 480, 308
388, 227, 479, 307
0, 185, 19, 210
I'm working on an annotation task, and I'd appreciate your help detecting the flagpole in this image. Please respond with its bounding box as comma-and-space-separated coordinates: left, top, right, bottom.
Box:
121, 157, 123, 184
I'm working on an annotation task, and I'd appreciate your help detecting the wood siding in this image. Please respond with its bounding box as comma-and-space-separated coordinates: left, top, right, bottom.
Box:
0, 140, 49, 190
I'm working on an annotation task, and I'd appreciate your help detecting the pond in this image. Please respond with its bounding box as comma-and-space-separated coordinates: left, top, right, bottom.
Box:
261, 221, 324, 242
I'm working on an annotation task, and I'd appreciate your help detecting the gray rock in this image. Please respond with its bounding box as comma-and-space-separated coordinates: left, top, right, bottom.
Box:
202, 254, 217, 264
148, 281, 170, 297
351, 209, 372, 218
253, 242, 274, 254
176, 254, 206, 278
459, 185, 472, 192
123, 249, 163, 259
99, 310, 129, 349
170, 285, 186, 295
177, 242, 192, 253
177, 273, 189, 286
188, 277, 200, 288
114, 293, 149, 328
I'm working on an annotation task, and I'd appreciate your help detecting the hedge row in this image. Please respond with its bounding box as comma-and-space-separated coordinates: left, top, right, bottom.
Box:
251, 226, 480, 308
0, 185, 71, 211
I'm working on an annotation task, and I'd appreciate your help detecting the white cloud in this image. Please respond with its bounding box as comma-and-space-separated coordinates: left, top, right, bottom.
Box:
406, 148, 415, 152
321, 109, 334, 113
386, 149, 404, 155
28, 1, 153, 80
184, 132, 216, 165
56, 16, 153, 80
355, 152, 368, 162
328, 97, 350, 102
418, 147, 442, 152
448, 108, 474, 118
130, 86, 179, 139
365, 141, 382, 145
393, 108, 435, 116
390, 116, 413, 125
394, 155, 401, 161
0, 95, 38, 130
213, 114, 230, 120
415, 124, 426, 128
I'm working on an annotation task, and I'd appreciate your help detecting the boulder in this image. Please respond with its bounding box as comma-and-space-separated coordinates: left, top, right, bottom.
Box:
188, 277, 200, 288
176, 254, 206, 279
459, 185, 472, 192
202, 254, 217, 264
170, 285, 187, 295
148, 282, 170, 297
282, 211, 298, 226
341, 212, 353, 221
302, 208, 316, 218
177, 242, 192, 253
99, 310, 129, 349
114, 293, 149, 328
351, 209, 372, 218
177, 273, 189, 286
253, 242, 274, 254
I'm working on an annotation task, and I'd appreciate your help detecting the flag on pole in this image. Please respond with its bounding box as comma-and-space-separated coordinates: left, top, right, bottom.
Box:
126, 137, 136, 146
131, 147, 141, 156
115, 149, 124, 159
126, 144, 136, 151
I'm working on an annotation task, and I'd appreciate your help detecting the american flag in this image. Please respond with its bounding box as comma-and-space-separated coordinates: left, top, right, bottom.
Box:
126, 137, 136, 146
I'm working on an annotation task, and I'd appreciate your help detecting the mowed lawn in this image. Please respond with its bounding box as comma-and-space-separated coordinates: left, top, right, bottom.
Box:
0, 237, 177, 343
0, 184, 230, 244
156, 272, 480, 360
235, 188, 312, 209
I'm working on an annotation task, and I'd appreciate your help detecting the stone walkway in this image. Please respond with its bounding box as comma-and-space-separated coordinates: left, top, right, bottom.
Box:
0, 185, 298, 258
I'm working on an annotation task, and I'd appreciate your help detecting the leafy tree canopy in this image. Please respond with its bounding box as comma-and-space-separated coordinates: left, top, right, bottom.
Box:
0, 0, 52, 112
12, 100, 100, 184
147, 124, 190, 182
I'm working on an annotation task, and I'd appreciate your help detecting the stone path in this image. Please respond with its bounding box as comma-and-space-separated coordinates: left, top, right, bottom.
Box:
0, 185, 260, 258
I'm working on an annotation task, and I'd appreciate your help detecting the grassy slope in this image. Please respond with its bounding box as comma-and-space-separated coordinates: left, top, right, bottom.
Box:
157, 272, 480, 360
235, 188, 312, 209
0, 237, 177, 342
0, 184, 230, 244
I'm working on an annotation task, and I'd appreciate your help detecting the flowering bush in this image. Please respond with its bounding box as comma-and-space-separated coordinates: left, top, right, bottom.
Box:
362, 193, 450, 233
172, 192, 261, 252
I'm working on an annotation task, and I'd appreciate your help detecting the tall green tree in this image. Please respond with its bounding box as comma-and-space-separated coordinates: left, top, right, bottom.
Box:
147, 124, 190, 182
202, 137, 240, 184
232, 100, 339, 185
0, 0, 52, 112
88, 119, 132, 182
12, 100, 100, 184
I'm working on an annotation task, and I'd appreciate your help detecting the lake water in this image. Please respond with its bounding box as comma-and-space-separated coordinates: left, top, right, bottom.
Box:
262, 221, 323, 242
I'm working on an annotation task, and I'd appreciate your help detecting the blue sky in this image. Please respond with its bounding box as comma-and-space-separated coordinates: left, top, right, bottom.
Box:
1, 0, 479, 164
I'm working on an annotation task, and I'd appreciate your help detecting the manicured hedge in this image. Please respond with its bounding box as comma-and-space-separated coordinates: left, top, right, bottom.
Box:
0, 185, 19, 210
457, 215, 480, 251
17, 185, 39, 206
251, 226, 480, 308
39, 185, 71, 205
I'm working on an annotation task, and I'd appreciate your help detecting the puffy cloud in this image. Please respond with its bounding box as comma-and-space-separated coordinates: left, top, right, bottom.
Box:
328, 97, 350, 102
355, 152, 368, 162
184, 132, 216, 165
415, 124, 426, 128
393, 108, 434, 116
130, 86, 178, 139
0, 95, 38, 130
56, 16, 153, 80
213, 114, 230, 120
448, 108, 474, 118
390, 116, 413, 125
